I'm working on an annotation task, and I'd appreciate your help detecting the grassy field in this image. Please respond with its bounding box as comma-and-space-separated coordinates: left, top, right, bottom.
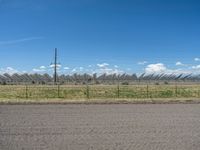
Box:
0, 84, 200, 103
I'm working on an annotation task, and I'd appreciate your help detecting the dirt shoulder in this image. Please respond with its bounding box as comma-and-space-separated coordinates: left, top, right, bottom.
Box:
0, 98, 200, 105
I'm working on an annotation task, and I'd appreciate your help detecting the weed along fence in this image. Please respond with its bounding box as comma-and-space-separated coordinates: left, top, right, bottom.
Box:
1, 84, 200, 100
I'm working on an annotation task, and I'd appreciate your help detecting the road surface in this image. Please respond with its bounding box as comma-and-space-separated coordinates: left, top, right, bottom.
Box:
0, 104, 200, 150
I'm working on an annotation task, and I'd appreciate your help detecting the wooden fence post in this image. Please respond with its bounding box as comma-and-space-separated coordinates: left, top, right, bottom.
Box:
25, 85, 28, 99
86, 85, 90, 99
198, 88, 200, 98
146, 84, 149, 98
58, 84, 60, 98
175, 83, 178, 98
117, 84, 120, 98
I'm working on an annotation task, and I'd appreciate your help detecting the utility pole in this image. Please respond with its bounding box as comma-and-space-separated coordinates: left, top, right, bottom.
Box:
54, 48, 57, 85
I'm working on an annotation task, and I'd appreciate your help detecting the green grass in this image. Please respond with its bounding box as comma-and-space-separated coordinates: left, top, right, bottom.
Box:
0, 84, 200, 103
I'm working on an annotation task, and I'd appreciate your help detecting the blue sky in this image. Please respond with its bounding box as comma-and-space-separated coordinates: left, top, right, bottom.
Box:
0, 0, 200, 75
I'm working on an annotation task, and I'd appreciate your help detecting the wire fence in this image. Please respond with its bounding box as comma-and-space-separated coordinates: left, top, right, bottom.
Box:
0, 84, 200, 100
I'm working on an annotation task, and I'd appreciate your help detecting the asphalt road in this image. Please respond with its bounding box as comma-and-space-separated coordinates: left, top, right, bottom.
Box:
0, 104, 200, 150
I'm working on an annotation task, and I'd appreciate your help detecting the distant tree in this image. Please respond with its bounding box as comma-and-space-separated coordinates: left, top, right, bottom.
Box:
122, 81, 129, 85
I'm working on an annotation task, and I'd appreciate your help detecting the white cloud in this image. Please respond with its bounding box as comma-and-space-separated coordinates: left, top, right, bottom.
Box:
0, 37, 44, 45
79, 67, 84, 70
190, 65, 200, 74
0, 67, 19, 75
97, 63, 109, 68
6, 67, 15, 71
98, 68, 124, 75
32, 68, 45, 72
145, 63, 167, 74
175, 61, 185, 66
49, 64, 61, 68
192, 65, 200, 69
138, 61, 148, 65
95, 63, 123, 74
70, 67, 84, 73
32, 66, 47, 73
166, 69, 192, 75
64, 67, 70, 70
114, 65, 119, 68
22, 71, 27, 73
71, 68, 77, 72
194, 58, 200, 61
145, 63, 193, 75
40, 66, 46, 69
112, 69, 124, 74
